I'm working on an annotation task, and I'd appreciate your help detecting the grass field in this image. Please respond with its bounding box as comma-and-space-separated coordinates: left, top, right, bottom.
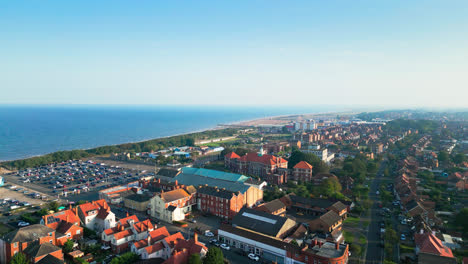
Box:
344, 230, 354, 243
344, 216, 360, 227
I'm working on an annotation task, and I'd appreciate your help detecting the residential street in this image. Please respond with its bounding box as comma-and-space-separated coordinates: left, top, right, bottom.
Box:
365, 161, 385, 264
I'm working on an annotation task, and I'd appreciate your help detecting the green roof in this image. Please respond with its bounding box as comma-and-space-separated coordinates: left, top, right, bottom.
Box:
181, 167, 250, 183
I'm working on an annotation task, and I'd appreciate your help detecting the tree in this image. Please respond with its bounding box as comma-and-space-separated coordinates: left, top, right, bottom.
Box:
438, 151, 449, 163
63, 239, 74, 253
288, 150, 329, 175
320, 177, 342, 197
452, 153, 467, 165
48, 201, 59, 212
203, 247, 224, 264
455, 208, 468, 233
189, 253, 202, 264
109, 252, 139, 264
290, 239, 299, 246
10, 252, 29, 264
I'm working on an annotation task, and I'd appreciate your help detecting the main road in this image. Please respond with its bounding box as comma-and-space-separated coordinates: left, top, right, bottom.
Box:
365, 161, 386, 264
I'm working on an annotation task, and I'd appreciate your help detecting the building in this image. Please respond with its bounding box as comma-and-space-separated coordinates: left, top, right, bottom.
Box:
292, 161, 313, 182
41, 208, 83, 246
224, 152, 288, 178
232, 208, 297, 239
302, 145, 334, 163
254, 199, 287, 216
150, 186, 197, 222
77, 199, 116, 233
197, 185, 245, 219
0, 225, 64, 264
99, 181, 140, 204
415, 232, 456, 264
123, 194, 152, 212
102, 214, 140, 246
171, 167, 263, 207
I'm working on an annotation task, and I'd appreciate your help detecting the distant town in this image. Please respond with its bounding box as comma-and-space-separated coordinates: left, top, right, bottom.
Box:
0, 110, 467, 264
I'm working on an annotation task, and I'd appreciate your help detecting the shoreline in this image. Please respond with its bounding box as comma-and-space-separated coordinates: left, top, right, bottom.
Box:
0, 110, 356, 165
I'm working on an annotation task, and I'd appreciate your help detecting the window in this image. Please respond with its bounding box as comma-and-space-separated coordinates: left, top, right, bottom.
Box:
13, 242, 17, 248
50, 240, 53, 244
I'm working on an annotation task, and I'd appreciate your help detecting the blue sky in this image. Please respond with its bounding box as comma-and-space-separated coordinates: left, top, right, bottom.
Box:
1, 1, 467, 107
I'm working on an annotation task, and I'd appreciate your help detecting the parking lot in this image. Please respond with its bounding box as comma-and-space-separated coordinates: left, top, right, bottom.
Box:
1, 159, 152, 199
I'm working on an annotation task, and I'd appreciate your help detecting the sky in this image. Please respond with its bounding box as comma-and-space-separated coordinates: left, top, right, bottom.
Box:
1, 1, 467, 108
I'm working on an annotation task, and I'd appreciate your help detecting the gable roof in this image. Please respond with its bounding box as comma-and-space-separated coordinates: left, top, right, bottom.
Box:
317, 211, 342, 226
149, 226, 170, 243
3, 224, 54, 243
172, 174, 251, 194
225, 152, 241, 159
415, 233, 454, 258
43, 209, 80, 229
23, 241, 62, 258
255, 199, 286, 214
133, 219, 154, 233
239, 152, 288, 166
35, 254, 64, 264
232, 208, 295, 237
113, 229, 134, 240
160, 189, 191, 203
181, 167, 250, 182
164, 232, 184, 248
145, 242, 165, 254
119, 215, 140, 227
294, 161, 313, 169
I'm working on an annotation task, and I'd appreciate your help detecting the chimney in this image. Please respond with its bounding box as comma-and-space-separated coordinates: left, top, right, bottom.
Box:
194, 232, 198, 244
147, 235, 151, 245
44, 216, 47, 225
126, 212, 129, 217
69, 204, 72, 210
120, 224, 124, 231
158, 178, 161, 183
66, 214, 69, 223
175, 180, 178, 186
335, 242, 339, 250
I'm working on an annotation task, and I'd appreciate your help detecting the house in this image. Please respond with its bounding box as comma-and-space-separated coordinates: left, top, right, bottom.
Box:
77, 199, 116, 232
255, 199, 287, 216
197, 185, 245, 219
41, 208, 83, 245
0, 225, 63, 264
150, 186, 197, 222
308, 211, 343, 234
414, 232, 456, 264
232, 208, 297, 239
102, 214, 139, 245
123, 194, 152, 212
292, 161, 313, 182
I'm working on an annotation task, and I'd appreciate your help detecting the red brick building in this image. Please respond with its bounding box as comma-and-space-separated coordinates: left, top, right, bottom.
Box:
41, 207, 83, 246
0, 225, 64, 264
292, 161, 313, 182
224, 152, 288, 178
197, 186, 245, 219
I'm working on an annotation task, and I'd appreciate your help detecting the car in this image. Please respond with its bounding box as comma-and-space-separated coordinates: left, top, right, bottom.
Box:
18, 221, 30, 227
220, 244, 230, 250
401, 234, 406, 240
248, 253, 260, 261
209, 239, 218, 244
188, 219, 197, 223
205, 231, 215, 237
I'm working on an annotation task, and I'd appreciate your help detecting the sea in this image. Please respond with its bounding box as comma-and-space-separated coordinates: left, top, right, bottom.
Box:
0, 105, 343, 161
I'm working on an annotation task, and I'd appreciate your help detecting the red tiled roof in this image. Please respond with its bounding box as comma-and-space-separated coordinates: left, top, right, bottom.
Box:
415, 233, 454, 258
145, 242, 165, 254
239, 152, 287, 166
133, 239, 149, 250
78, 203, 99, 217
43, 209, 80, 229
113, 229, 134, 240
118, 215, 139, 227
150, 226, 170, 243
293, 161, 313, 169
225, 152, 241, 159
104, 227, 119, 236
133, 219, 154, 233
164, 232, 184, 248
163, 249, 189, 264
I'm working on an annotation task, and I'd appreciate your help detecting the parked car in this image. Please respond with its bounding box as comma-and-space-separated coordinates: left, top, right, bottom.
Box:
401, 234, 406, 240
220, 244, 230, 250
248, 253, 260, 261
18, 221, 30, 227
205, 231, 215, 237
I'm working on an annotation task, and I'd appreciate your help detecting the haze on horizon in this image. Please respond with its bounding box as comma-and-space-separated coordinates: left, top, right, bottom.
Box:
1, 1, 467, 108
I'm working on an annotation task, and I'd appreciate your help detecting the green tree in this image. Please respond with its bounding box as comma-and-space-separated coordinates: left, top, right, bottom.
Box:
452, 153, 467, 165
203, 247, 224, 264
455, 208, 468, 234
438, 151, 449, 163
48, 201, 59, 212
288, 150, 329, 175
320, 177, 342, 197
63, 239, 74, 253
109, 252, 139, 264
189, 253, 202, 264
10, 252, 29, 264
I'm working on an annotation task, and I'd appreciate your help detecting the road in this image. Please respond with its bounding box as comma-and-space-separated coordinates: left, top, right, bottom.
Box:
365, 161, 385, 264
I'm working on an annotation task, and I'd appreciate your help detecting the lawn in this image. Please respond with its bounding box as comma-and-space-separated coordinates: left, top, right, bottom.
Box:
343, 230, 354, 243
0, 223, 13, 236
344, 216, 360, 227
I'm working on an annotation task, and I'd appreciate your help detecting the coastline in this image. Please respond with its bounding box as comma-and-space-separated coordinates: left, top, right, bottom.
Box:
0, 110, 357, 166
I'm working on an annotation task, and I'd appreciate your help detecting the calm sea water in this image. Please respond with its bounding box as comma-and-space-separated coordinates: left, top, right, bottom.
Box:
0, 105, 341, 161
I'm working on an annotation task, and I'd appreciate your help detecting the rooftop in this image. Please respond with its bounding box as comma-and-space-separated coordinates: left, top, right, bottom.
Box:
181, 167, 250, 183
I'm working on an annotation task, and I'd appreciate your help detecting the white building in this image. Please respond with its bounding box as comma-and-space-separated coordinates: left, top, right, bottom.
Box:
302, 145, 335, 163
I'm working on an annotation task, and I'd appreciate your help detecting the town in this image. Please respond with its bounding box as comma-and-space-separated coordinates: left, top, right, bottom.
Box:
0, 110, 467, 264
